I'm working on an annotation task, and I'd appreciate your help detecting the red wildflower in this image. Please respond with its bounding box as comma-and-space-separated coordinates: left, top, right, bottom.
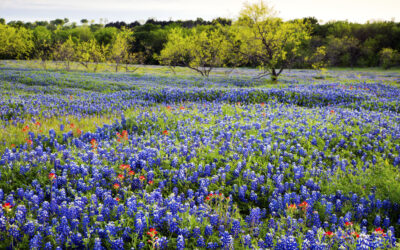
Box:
148, 180, 154, 185
2, 203, 12, 212
147, 228, 158, 237
324, 231, 334, 237
22, 125, 29, 132
330, 110, 335, 114
90, 139, 98, 152
260, 102, 265, 107
166, 105, 172, 110
287, 204, 297, 212
375, 227, 386, 236
117, 130, 128, 141
26, 139, 33, 145
49, 173, 56, 181
180, 106, 185, 110
120, 164, 130, 170
345, 221, 353, 227
115, 197, 120, 202
118, 174, 125, 180
299, 201, 309, 210
128, 170, 135, 176
139, 176, 146, 181
113, 183, 120, 189
35, 121, 41, 126
351, 232, 360, 238
162, 130, 169, 135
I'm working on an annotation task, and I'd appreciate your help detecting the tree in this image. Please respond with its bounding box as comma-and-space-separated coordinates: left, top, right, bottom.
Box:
230, 1, 311, 81
379, 48, 399, 69
326, 35, 360, 67
158, 26, 226, 77
32, 26, 53, 69
108, 28, 134, 72
0, 23, 33, 59
53, 36, 76, 70
95, 27, 118, 46
75, 39, 107, 71
132, 23, 168, 64
309, 46, 327, 70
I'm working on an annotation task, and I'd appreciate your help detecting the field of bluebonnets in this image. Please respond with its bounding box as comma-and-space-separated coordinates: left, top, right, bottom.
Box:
0, 60, 400, 249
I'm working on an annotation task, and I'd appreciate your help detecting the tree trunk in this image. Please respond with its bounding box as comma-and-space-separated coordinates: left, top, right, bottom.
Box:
271, 69, 278, 82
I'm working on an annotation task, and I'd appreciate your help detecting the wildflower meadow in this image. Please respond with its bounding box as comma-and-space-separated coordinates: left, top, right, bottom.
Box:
0, 61, 400, 249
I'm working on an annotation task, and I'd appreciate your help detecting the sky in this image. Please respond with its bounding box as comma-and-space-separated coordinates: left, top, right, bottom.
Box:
1, 0, 399, 24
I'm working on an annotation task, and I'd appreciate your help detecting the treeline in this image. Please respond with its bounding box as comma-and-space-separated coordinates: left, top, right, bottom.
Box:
1, 13, 400, 71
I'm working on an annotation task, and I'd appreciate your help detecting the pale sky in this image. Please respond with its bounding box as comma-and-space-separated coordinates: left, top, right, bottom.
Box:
0, 0, 399, 24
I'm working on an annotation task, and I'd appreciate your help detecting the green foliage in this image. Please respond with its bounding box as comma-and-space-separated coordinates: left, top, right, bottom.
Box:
132, 23, 169, 64
309, 46, 327, 70
32, 26, 53, 68
325, 158, 400, 204
94, 27, 118, 46
379, 48, 400, 69
0, 23, 33, 59
326, 35, 360, 67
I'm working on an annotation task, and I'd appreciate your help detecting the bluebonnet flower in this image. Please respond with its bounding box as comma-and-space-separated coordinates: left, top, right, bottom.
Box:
374, 215, 381, 227
111, 238, 124, 250
231, 219, 241, 238
192, 226, 201, 238
220, 231, 233, 249
383, 217, 390, 228
9, 224, 21, 239
30, 233, 43, 249
243, 234, 252, 248
44, 242, 53, 250
197, 236, 206, 248
176, 235, 185, 250
155, 236, 168, 249
205, 225, 213, 237
264, 233, 274, 248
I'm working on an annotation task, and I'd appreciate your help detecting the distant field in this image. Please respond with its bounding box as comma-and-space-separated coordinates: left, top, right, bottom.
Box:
0, 60, 399, 249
